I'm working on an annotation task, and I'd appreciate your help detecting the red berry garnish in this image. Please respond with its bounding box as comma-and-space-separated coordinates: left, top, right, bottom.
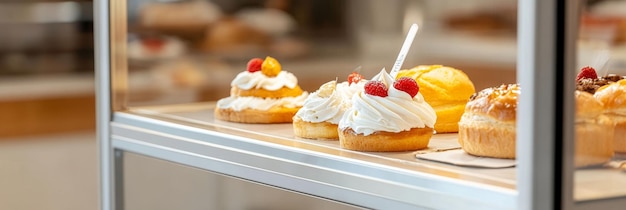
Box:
364, 81, 388, 97
247, 58, 263, 72
393, 77, 419, 98
347, 72, 363, 85
576, 66, 598, 81
142, 37, 165, 52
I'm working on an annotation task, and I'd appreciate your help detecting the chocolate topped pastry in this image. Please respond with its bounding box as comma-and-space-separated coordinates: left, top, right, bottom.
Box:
575, 66, 624, 94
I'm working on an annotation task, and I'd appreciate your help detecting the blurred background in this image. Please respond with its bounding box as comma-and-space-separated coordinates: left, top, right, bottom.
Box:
2, 0, 626, 209
120, 0, 519, 107
0, 0, 97, 209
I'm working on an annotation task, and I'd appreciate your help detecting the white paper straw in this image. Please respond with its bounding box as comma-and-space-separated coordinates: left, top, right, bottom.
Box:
390, 23, 419, 76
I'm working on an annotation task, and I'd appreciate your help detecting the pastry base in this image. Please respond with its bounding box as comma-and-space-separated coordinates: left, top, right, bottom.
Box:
433, 103, 466, 133
214, 107, 299, 124
232, 86, 303, 98
292, 117, 339, 140
458, 120, 516, 159
575, 118, 614, 167
614, 120, 626, 153
339, 127, 433, 152
459, 117, 614, 166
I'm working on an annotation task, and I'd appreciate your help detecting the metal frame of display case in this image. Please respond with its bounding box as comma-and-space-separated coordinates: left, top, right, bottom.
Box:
95, 0, 626, 209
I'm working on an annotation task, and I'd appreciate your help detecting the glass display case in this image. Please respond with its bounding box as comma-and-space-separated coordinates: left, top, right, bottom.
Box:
96, 0, 626, 209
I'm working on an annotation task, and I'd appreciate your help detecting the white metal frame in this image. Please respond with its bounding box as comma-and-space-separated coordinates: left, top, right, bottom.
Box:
517, 0, 560, 209
94, 0, 112, 209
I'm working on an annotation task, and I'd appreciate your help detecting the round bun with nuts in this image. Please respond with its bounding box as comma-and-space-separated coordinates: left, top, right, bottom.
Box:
458, 84, 519, 159
575, 90, 614, 167
459, 83, 614, 167
594, 79, 626, 153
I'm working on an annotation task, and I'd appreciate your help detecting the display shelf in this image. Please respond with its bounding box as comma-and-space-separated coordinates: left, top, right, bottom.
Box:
575, 166, 626, 201
111, 102, 626, 208
130, 102, 518, 186
110, 102, 517, 209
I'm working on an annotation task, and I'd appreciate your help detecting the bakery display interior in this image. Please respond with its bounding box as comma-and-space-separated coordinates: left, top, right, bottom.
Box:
101, 0, 626, 209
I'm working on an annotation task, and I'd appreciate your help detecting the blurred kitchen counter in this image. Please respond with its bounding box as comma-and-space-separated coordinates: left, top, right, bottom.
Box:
0, 74, 95, 138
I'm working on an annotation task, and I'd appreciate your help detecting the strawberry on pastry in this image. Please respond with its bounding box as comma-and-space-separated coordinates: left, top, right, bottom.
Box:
246, 58, 263, 72
576, 66, 598, 81
575, 66, 624, 94
348, 71, 364, 85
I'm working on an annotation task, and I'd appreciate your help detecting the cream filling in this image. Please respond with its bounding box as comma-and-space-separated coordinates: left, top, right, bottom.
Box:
217, 92, 308, 111
295, 91, 344, 124
231, 71, 298, 91
295, 80, 367, 124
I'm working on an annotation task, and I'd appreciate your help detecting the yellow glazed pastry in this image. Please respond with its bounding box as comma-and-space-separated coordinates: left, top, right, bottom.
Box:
396, 65, 475, 133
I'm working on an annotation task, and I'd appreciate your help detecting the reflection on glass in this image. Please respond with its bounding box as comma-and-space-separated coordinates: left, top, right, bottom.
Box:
114, 0, 521, 194
122, 0, 518, 107
574, 0, 626, 202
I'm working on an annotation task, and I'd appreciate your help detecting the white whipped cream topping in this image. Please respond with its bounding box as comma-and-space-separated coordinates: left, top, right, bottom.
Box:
336, 80, 366, 104
295, 87, 343, 123
339, 69, 437, 136
231, 71, 298, 91
296, 81, 365, 124
216, 92, 308, 111
295, 80, 367, 124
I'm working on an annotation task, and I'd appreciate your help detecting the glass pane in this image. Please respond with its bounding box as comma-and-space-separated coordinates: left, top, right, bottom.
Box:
112, 0, 521, 207
574, 0, 626, 201
119, 0, 517, 107
115, 0, 520, 178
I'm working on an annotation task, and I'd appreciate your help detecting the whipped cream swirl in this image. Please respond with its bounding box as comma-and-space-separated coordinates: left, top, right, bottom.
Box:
231, 71, 298, 91
336, 80, 366, 104
295, 80, 367, 124
339, 69, 437, 136
217, 92, 308, 111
